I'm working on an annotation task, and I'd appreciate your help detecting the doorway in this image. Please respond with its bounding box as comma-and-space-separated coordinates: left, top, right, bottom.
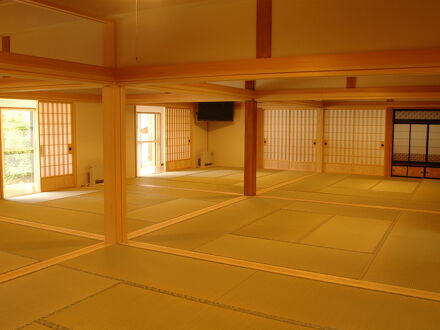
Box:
136, 112, 163, 175
1, 108, 40, 198
392, 109, 440, 178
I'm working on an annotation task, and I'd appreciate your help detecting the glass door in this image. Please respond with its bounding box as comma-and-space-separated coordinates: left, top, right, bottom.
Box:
1, 109, 40, 198
136, 112, 162, 176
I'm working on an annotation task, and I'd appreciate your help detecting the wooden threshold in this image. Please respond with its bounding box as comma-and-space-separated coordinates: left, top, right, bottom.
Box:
136, 183, 242, 196
126, 240, 440, 303
128, 196, 247, 239
0, 216, 104, 240
0, 242, 109, 284
258, 195, 440, 215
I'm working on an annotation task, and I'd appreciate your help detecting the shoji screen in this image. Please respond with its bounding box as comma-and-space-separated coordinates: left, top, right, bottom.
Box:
38, 102, 75, 191
264, 109, 317, 171
324, 109, 385, 175
165, 106, 192, 170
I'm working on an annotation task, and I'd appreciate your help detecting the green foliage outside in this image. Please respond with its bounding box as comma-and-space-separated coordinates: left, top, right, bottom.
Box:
2, 111, 35, 184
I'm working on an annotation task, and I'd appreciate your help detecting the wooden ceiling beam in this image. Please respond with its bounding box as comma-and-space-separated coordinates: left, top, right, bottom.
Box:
0, 91, 101, 103
256, 86, 440, 102
16, 0, 113, 24
116, 48, 440, 84
126, 93, 241, 105
0, 77, 99, 92
0, 51, 114, 84
135, 83, 254, 100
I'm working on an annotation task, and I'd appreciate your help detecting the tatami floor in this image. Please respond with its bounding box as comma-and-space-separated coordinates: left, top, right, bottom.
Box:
1, 167, 440, 329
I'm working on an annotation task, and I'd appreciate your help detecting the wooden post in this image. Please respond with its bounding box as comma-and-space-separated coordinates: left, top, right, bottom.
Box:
102, 86, 127, 243
244, 100, 258, 196
316, 108, 325, 172
103, 22, 116, 67
256, 0, 272, 58
2, 36, 11, 52
346, 77, 356, 88
384, 107, 394, 177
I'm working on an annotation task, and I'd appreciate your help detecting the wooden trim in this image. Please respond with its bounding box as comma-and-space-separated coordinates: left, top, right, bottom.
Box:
256, 0, 272, 58
103, 86, 127, 243
1, 36, 10, 52
244, 100, 257, 196
315, 109, 325, 172
0, 216, 104, 240
0, 108, 3, 200
0, 51, 114, 84
103, 22, 116, 67
126, 93, 240, 104
128, 196, 247, 239
257, 173, 317, 194
324, 101, 440, 108
259, 101, 324, 109
346, 77, 356, 88
256, 86, 440, 102
384, 108, 394, 176
256, 107, 264, 169
135, 83, 253, 100
0, 78, 98, 92
260, 195, 440, 215
116, 48, 440, 84
126, 240, 440, 302
0, 242, 109, 284
0, 91, 101, 103
16, 0, 113, 24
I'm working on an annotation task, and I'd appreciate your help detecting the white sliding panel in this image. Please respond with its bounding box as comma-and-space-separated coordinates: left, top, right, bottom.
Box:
264, 109, 317, 171
165, 106, 192, 171
324, 109, 385, 175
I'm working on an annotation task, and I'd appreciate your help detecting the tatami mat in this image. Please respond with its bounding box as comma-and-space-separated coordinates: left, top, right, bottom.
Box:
364, 211, 440, 293
218, 271, 440, 330
0, 199, 151, 235
301, 215, 392, 253
196, 234, 372, 278
282, 199, 400, 221
0, 250, 36, 274
0, 266, 117, 329
9, 190, 98, 203
21, 322, 52, 329
134, 198, 291, 250
0, 222, 97, 260
45, 283, 304, 330
128, 198, 215, 223
62, 244, 255, 301
234, 209, 330, 243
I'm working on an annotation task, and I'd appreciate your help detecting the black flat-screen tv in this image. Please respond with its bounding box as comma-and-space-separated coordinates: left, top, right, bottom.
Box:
197, 102, 234, 121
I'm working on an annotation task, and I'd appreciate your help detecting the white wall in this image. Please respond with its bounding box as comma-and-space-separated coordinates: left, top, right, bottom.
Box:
273, 0, 440, 57
206, 102, 244, 168
115, 0, 255, 66
75, 102, 103, 186
10, 20, 103, 65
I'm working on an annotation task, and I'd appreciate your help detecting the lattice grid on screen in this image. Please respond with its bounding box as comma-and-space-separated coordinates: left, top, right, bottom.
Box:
38, 102, 73, 177
264, 109, 317, 162
166, 107, 191, 161
324, 109, 385, 165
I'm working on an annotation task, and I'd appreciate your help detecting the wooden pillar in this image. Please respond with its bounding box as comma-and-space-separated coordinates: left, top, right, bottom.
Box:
103, 86, 127, 243
244, 100, 258, 196
384, 107, 394, 177
256, 0, 272, 58
2, 36, 11, 52
346, 77, 356, 88
316, 108, 325, 172
102, 22, 116, 67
